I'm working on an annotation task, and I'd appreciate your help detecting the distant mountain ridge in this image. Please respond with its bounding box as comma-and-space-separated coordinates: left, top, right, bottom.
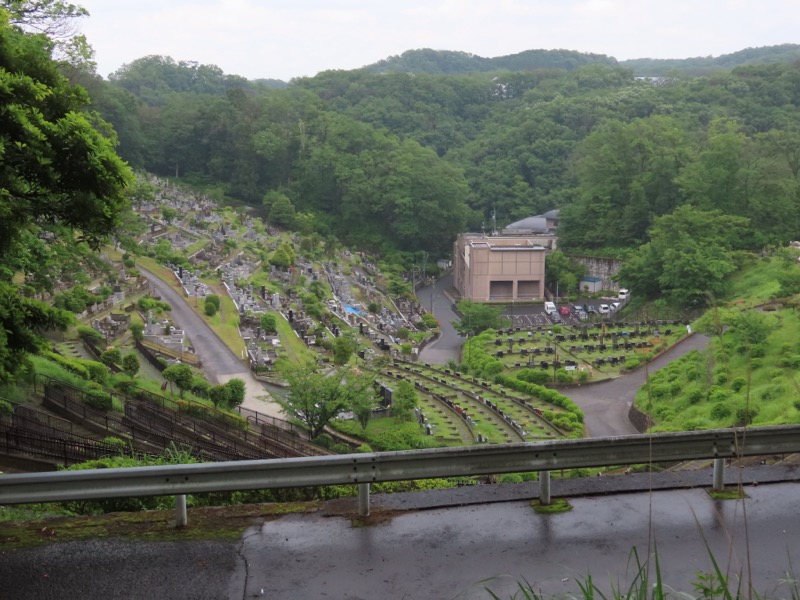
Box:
358, 44, 800, 77
620, 43, 800, 76
363, 48, 617, 75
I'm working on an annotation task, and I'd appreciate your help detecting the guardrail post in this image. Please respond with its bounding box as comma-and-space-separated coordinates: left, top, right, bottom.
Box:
539, 471, 551, 505
175, 494, 187, 528
712, 457, 725, 492
358, 483, 370, 516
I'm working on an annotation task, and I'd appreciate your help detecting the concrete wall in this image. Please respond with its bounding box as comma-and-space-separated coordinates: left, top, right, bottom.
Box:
572, 256, 622, 291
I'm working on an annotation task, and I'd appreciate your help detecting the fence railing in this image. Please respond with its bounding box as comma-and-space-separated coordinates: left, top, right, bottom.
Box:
2, 425, 800, 526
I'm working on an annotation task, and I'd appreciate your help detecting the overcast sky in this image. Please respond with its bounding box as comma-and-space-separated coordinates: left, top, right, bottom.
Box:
76, 0, 798, 81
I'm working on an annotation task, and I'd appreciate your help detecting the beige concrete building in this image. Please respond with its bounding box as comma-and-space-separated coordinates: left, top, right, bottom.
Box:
452, 232, 557, 303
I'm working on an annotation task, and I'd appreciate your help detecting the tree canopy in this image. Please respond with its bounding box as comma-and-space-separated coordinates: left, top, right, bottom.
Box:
0, 10, 131, 383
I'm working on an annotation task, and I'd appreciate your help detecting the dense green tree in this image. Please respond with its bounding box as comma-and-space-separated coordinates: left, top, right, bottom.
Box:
259, 313, 278, 334
617, 206, 749, 307
162, 363, 194, 398
264, 191, 296, 228
392, 380, 418, 421
121, 352, 140, 379
0, 12, 131, 383
453, 301, 508, 336
276, 361, 375, 438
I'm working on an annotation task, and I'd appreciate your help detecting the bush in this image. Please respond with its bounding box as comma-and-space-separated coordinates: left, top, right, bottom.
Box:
84, 388, 113, 411
710, 403, 732, 420
684, 386, 704, 405
555, 369, 574, 384
707, 386, 728, 404
731, 377, 747, 393
77, 359, 110, 383
760, 384, 785, 402
735, 406, 758, 426
0, 399, 13, 417
517, 369, 551, 385
77, 325, 104, 344
205, 294, 221, 310
204, 300, 217, 317
100, 348, 122, 367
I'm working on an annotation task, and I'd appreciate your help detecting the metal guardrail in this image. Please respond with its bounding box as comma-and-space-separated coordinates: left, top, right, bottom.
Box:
2, 425, 800, 518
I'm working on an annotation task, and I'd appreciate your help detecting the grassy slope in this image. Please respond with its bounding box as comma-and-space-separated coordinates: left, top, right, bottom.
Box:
634, 254, 800, 431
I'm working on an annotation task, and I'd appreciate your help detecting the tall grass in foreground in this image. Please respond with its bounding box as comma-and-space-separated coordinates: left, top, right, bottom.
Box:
483, 544, 800, 599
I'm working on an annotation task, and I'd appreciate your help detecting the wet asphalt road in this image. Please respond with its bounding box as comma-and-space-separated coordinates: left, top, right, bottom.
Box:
417, 273, 464, 366
4, 477, 800, 599
565, 333, 710, 437
140, 268, 282, 417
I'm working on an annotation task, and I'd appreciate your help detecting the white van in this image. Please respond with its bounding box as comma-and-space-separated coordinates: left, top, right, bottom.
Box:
618, 289, 629, 301
544, 301, 557, 315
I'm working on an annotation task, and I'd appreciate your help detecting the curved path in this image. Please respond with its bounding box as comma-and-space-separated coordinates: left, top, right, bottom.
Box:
564, 333, 709, 437
139, 268, 283, 418
416, 273, 463, 365
415, 281, 710, 437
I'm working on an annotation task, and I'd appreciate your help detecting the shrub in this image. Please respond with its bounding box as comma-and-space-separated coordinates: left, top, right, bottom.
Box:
420, 313, 439, 329
516, 369, 551, 385
84, 388, 113, 411
0, 399, 13, 417
707, 386, 728, 404
77, 359, 110, 383
685, 386, 704, 405
710, 403, 732, 420
205, 294, 221, 310
555, 369, 574, 384
77, 325, 104, 344
749, 344, 766, 358
102, 436, 127, 449
204, 300, 217, 317
731, 377, 747, 393
735, 406, 758, 426
760, 384, 785, 402
100, 348, 122, 367
713, 368, 728, 385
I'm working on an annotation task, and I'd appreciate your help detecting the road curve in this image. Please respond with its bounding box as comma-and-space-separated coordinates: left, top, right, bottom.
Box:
562, 333, 710, 437
417, 273, 464, 365
139, 267, 283, 417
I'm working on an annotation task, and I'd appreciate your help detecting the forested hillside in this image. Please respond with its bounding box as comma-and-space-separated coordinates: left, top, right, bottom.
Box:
90, 51, 800, 272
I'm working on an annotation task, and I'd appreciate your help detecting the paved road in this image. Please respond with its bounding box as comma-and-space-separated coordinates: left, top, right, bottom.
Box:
4, 474, 799, 599
416, 276, 709, 436
140, 268, 283, 417
417, 272, 465, 366
564, 333, 710, 437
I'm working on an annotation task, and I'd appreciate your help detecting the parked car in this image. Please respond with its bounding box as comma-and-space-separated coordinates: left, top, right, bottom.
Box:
544, 301, 557, 315
618, 289, 629, 300
576, 310, 588, 321
611, 302, 621, 311
571, 304, 583, 315
599, 304, 610, 314
586, 304, 597, 314
558, 305, 571, 316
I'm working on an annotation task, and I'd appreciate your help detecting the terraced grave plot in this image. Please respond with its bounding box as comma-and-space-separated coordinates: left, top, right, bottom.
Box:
389, 363, 564, 441
376, 375, 473, 446
383, 370, 523, 443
